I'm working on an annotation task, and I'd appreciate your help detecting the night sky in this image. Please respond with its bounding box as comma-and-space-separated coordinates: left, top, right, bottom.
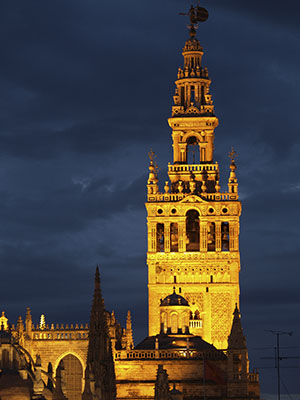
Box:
1, 1, 300, 397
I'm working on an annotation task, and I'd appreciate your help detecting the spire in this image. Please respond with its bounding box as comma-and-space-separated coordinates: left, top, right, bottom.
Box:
172, 4, 214, 120
154, 365, 170, 400
228, 304, 247, 350
0, 311, 8, 330
125, 310, 134, 350
82, 266, 116, 400
147, 149, 159, 196
228, 147, 239, 197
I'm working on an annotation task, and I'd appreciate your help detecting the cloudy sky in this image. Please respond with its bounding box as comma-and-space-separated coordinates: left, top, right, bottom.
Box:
1, 0, 300, 396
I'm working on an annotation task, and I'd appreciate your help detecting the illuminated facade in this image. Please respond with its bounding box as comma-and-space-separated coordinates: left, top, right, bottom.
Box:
146, 19, 240, 350
0, 5, 260, 400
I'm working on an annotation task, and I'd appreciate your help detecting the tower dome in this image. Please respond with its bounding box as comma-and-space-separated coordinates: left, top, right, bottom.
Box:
160, 289, 190, 334
160, 289, 189, 307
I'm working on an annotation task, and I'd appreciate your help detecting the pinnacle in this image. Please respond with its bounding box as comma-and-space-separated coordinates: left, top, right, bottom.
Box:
228, 304, 247, 350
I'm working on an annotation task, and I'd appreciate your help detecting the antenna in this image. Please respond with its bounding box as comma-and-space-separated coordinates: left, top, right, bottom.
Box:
262, 330, 299, 400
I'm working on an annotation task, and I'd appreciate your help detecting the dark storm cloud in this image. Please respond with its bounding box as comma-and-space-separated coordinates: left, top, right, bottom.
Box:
213, 0, 300, 30
1, 1, 300, 396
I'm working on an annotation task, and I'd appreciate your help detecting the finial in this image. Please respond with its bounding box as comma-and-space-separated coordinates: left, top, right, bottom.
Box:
233, 303, 240, 316
95, 265, 100, 289
164, 181, 170, 193
149, 149, 160, 174
148, 148, 156, 164
36, 354, 42, 367
228, 147, 238, 164
39, 314, 46, 330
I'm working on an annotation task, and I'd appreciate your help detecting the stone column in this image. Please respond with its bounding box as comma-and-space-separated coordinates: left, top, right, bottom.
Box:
164, 223, 170, 253
200, 222, 207, 252
178, 221, 186, 252
229, 223, 235, 251
215, 222, 221, 252
148, 222, 156, 252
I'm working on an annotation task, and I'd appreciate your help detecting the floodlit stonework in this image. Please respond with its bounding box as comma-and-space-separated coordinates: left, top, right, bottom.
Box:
0, 5, 260, 400
146, 22, 240, 350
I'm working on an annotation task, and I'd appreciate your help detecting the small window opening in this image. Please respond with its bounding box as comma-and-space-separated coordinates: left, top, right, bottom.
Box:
170, 222, 179, 252
191, 85, 195, 104
207, 222, 216, 251
157, 223, 164, 252
221, 222, 230, 251
186, 210, 200, 251
187, 136, 200, 164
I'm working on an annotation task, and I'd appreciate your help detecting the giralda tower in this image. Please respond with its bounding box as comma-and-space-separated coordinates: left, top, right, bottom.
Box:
146, 5, 241, 349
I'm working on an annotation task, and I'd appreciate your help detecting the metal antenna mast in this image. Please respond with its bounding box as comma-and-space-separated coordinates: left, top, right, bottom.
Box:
263, 330, 293, 400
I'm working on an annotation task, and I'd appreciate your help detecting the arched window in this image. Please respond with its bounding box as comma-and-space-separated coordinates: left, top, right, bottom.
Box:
171, 313, 178, 334
186, 210, 200, 251
221, 222, 229, 251
207, 222, 215, 251
161, 312, 167, 334
187, 136, 200, 164
182, 312, 190, 333
57, 354, 83, 400
170, 223, 178, 252
194, 310, 201, 320
156, 223, 164, 252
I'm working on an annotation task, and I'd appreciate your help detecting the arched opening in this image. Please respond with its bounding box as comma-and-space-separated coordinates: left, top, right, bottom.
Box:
187, 136, 200, 164
12, 349, 20, 370
186, 210, 200, 251
170, 313, 178, 334
170, 223, 178, 252
156, 223, 164, 252
2, 349, 9, 369
207, 222, 215, 251
182, 312, 190, 333
57, 354, 83, 400
161, 312, 167, 334
221, 222, 229, 251
194, 310, 201, 320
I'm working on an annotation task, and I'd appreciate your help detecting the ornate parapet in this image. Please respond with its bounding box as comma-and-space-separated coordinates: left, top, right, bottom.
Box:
147, 251, 240, 262
114, 348, 226, 361
147, 191, 238, 203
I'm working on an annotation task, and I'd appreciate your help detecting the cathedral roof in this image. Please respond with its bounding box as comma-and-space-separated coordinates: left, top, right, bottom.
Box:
160, 289, 189, 307
0, 329, 13, 344
0, 371, 32, 399
135, 334, 223, 354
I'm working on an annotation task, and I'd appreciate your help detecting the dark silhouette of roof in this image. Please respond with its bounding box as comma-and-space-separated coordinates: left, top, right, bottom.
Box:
160, 289, 189, 307
0, 329, 12, 344
135, 334, 221, 353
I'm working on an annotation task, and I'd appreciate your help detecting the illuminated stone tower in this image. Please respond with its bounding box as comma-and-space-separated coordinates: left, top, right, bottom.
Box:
146, 6, 241, 349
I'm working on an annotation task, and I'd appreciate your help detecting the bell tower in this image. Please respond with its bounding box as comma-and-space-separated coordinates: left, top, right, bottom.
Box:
146, 5, 241, 349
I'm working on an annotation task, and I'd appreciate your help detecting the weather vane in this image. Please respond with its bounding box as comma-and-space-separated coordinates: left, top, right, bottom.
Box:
179, 2, 209, 37
148, 149, 156, 163
148, 149, 160, 173
228, 147, 238, 163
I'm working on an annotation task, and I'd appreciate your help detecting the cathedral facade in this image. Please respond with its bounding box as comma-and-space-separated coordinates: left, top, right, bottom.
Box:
0, 5, 260, 400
